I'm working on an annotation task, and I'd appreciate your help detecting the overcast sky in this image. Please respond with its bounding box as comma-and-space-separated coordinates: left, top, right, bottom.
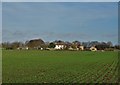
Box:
1, 0, 120, 2
2, 2, 118, 44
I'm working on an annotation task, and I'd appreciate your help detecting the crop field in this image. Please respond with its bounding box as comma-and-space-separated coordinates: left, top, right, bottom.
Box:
2, 50, 118, 83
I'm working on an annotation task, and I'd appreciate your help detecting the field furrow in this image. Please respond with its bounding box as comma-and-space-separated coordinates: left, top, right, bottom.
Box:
2, 50, 118, 83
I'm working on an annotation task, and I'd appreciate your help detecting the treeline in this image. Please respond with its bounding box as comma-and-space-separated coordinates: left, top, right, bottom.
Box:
1, 38, 120, 51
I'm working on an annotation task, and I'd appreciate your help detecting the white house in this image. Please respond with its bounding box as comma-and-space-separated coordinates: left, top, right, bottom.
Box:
90, 46, 97, 51
79, 46, 84, 51
55, 44, 64, 50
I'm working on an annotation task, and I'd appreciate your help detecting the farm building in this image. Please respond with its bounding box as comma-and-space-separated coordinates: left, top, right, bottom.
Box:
25, 38, 45, 49
54, 40, 65, 50
90, 46, 97, 51
55, 44, 64, 50
79, 46, 84, 51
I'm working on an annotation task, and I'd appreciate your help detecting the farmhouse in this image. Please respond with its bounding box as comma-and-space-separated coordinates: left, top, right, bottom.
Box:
90, 46, 97, 51
25, 38, 45, 49
79, 46, 84, 51
54, 40, 65, 50
72, 41, 83, 50
55, 44, 64, 50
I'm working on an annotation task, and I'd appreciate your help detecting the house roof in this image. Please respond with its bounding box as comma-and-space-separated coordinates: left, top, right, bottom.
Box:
54, 40, 65, 45
55, 44, 64, 45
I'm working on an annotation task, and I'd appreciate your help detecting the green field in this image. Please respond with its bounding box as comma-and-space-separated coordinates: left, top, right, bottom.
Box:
2, 50, 118, 83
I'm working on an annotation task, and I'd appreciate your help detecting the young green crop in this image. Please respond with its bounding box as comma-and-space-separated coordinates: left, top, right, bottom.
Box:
2, 50, 118, 83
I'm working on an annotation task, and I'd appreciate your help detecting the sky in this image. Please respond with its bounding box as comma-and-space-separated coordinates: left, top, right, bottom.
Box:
1, 0, 120, 2
2, 2, 118, 44
0, 2, 1, 44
